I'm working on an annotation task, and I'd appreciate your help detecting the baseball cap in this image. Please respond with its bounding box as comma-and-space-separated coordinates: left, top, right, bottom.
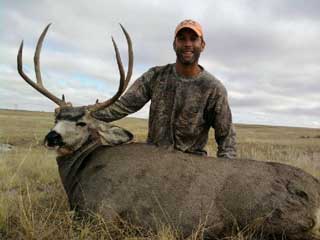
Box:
174, 19, 204, 38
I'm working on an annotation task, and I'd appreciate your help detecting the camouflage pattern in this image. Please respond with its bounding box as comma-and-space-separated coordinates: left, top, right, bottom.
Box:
92, 64, 236, 158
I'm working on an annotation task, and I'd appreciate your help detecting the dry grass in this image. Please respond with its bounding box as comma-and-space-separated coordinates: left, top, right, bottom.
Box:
0, 109, 320, 239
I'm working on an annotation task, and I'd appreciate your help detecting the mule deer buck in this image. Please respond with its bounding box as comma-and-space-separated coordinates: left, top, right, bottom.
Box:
17, 24, 320, 240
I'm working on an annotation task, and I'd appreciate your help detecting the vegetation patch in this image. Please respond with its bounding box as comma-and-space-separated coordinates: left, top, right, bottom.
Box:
300, 135, 320, 139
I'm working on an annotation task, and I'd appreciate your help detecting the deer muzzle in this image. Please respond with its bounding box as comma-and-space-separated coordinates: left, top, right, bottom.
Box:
44, 130, 64, 148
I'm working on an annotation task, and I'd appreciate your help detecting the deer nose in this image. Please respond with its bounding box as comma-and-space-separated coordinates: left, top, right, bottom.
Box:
44, 130, 63, 147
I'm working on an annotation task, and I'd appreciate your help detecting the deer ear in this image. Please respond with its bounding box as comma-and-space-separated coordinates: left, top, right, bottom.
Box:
97, 125, 133, 146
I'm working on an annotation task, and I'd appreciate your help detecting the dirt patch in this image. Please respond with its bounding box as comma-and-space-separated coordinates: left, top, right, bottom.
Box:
0, 143, 14, 152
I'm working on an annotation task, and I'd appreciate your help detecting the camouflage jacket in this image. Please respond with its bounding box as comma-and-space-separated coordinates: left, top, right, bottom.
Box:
92, 64, 237, 158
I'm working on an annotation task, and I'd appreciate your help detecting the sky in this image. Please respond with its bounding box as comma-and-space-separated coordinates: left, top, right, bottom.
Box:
1, 0, 320, 128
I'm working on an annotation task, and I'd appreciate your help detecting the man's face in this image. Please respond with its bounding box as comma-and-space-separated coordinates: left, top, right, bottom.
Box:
174, 28, 205, 65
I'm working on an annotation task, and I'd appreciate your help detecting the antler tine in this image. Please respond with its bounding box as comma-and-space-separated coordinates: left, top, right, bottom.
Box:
120, 24, 133, 91
34, 23, 51, 88
111, 36, 126, 97
17, 24, 67, 107
90, 24, 133, 112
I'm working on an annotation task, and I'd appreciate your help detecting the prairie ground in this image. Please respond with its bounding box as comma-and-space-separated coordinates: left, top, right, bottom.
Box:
0, 109, 319, 239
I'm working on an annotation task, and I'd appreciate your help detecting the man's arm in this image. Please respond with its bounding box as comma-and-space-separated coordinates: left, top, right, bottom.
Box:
211, 86, 237, 159
91, 68, 154, 122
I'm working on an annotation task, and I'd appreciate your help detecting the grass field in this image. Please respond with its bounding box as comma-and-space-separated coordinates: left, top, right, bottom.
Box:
0, 109, 319, 239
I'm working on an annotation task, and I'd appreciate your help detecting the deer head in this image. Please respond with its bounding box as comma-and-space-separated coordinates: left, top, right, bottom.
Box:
17, 24, 134, 155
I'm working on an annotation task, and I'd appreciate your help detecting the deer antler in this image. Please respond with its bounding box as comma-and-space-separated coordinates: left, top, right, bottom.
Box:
17, 24, 133, 110
17, 24, 68, 107
88, 24, 133, 112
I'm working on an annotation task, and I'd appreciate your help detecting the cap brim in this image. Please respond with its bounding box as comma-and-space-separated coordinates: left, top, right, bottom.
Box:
175, 26, 202, 37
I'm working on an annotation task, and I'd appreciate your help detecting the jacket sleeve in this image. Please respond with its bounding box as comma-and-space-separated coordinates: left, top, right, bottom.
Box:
211, 86, 237, 159
91, 68, 154, 122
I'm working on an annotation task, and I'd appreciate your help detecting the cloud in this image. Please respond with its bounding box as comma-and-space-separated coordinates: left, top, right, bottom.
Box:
1, 0, 320, 128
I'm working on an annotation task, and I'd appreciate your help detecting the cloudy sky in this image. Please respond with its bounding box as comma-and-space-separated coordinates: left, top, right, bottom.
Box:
1, 0, 319, 128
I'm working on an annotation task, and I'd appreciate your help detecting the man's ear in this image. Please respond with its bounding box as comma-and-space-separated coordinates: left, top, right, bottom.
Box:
97, 125, 133, 146
201, 39, 206, 52
173, 40, 176, 51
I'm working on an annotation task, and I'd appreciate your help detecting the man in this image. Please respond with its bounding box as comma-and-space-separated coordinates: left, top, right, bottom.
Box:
92, 19, 237, 158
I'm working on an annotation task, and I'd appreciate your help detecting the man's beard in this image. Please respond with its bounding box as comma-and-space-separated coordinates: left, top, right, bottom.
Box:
175, 48, 201, 65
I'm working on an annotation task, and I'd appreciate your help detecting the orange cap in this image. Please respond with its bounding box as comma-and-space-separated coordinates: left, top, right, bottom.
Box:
174, 19, 203, 38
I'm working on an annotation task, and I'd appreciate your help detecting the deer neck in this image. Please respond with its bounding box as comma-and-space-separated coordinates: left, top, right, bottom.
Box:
56, 134, 102, 202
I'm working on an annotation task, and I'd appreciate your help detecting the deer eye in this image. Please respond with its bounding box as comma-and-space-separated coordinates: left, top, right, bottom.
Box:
76, 122, 87, 127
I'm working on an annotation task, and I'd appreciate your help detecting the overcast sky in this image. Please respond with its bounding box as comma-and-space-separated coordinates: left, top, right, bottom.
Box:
1, 0, 320, 128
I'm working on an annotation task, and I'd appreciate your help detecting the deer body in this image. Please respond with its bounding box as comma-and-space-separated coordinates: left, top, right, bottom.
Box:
56, 142, 320, 239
